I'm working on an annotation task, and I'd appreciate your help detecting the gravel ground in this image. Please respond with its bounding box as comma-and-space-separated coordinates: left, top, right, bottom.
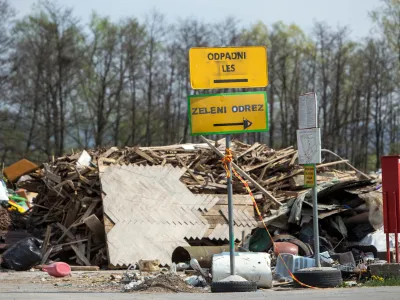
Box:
0, 269, 208, 293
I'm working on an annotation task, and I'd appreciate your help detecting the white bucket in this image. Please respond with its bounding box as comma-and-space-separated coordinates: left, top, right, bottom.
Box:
211, 252, 272, 288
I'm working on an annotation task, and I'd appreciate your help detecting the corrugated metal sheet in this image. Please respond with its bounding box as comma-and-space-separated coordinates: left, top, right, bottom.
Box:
100, 164, 258, 267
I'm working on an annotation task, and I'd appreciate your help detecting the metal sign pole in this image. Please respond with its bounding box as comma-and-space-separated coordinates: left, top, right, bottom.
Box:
312, 163, 321, 267
226, 134, 235, 275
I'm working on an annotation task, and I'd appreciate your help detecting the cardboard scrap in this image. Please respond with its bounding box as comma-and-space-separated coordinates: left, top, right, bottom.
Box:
4, 159, 38, 182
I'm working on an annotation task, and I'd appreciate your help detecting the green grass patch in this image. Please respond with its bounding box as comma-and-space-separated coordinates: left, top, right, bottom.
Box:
363, 275, 400, 287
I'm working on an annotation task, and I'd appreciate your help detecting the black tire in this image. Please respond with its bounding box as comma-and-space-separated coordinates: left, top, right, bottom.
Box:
211, 281, 257, 293
293, 268, 343, 288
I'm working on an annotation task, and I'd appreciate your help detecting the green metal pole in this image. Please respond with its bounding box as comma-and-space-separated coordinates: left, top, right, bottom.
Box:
312, 163, 321, 267
226, 134, 235, 275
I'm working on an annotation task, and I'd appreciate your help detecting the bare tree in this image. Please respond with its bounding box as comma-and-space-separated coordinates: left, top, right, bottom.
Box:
143, 11, 166, 146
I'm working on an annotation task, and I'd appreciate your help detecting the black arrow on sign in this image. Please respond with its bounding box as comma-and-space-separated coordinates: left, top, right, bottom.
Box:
213, 118, 253, 130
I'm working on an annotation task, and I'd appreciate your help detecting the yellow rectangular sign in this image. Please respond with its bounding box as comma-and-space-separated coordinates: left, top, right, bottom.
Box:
304, 165, 316, 187
188, 91, 268, 135
189, 46, 268, 89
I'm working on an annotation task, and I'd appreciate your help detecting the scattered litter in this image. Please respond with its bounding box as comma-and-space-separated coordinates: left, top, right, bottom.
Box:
124, 280, 143, 291
76, 150, 92, 167
343, 281, 358, 287
138, 259, 160, 272
176, 262, 190, 271
42, 262, 71, 277
123, 274, 206, 293
185, 275, 207, 287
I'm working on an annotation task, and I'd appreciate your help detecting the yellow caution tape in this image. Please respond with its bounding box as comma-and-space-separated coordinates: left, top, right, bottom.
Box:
221, 147, 320, 289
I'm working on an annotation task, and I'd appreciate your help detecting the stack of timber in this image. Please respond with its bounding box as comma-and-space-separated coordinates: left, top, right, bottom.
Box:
15, 138, 362, 266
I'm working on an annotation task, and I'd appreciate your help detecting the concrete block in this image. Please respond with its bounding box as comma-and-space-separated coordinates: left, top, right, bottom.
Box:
369, 263, 400, 278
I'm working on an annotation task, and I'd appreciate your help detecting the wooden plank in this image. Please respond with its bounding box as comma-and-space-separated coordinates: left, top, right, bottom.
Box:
264, 169, 303, 185
199, 136, 281, 206
219, 207, 229, 224
242, 150, 297, 172
84, 215, 105, 240
317, 160, 349, 168
86, 232, 92, 262
101, 158, 116, 164
289, 174, 304, 189
215, 195, 253, 206
176, 155, 203, 185
66, 167, 93, 181
203, 205, 228, 216
289, 151, 298, 166
56, 223, 76, 243
101, 147, 119, 158
258, 165, 268, 181
243, 209, 258, 227
41, 246, 53, 264
161, 158, 167, 166
57, 239, 88, 247
205, 182, 227, 189
53, 180, 75, 191
75, 234, 86, 266
203, 215, 226, 225
41, 225, 52, 255
79, 175, 91, 185
78, 200, 99, 223
35, 265, 99, 271
237, 142, 261, 158
233, 209, 244, 226
135, 149, 156, 164
44, 164, 61, 184
103, 214, 115, 234
70, 244, 91, 266
64, 201, 80, 227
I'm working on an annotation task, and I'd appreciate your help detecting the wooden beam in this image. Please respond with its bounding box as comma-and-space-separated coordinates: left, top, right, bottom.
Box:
71, 244, 91, 266
199, 136, 281, 206
41, 225, 52, 255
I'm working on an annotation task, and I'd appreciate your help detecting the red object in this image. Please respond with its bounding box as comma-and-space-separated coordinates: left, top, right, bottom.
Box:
381, 155, 400, 263
42, 262, 71, 277
273, 242, 299, 256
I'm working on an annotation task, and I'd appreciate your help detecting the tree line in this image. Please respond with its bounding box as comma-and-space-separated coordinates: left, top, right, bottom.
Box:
0, 0, 399, 171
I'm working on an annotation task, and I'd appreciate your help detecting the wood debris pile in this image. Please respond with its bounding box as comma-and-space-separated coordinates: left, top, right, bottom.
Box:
0, 208, 11, 231
15, 138, 361, 266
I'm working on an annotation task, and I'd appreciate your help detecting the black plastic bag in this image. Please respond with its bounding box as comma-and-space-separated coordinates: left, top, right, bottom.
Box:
1, 237, 43, 271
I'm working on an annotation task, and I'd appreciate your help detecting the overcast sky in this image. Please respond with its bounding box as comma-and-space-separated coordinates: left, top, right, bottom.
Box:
11, 0, 381, 38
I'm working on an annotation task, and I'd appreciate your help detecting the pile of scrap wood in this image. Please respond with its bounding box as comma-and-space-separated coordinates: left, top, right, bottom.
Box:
11, 138, 368, 266
0, 208, 11, 231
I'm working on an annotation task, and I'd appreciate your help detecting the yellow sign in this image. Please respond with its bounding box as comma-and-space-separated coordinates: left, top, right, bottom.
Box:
304, 165, 316, 187
189, 46, 268, 89
188, 91, 268, 135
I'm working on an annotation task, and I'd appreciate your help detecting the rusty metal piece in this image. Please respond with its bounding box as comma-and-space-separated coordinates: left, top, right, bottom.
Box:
273, 242, 299, 256
272, 234, 313, 256
172, 245, 238, 268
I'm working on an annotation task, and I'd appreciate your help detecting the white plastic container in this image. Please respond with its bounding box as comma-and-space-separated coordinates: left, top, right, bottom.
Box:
211, 252, 272, 288
275, 254, 315, 280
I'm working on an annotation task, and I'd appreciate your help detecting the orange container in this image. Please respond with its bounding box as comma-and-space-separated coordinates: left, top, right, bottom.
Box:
273, 242, 299, 256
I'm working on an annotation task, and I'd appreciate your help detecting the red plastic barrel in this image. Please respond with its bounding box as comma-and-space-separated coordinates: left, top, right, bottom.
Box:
42, 262, 71, 277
